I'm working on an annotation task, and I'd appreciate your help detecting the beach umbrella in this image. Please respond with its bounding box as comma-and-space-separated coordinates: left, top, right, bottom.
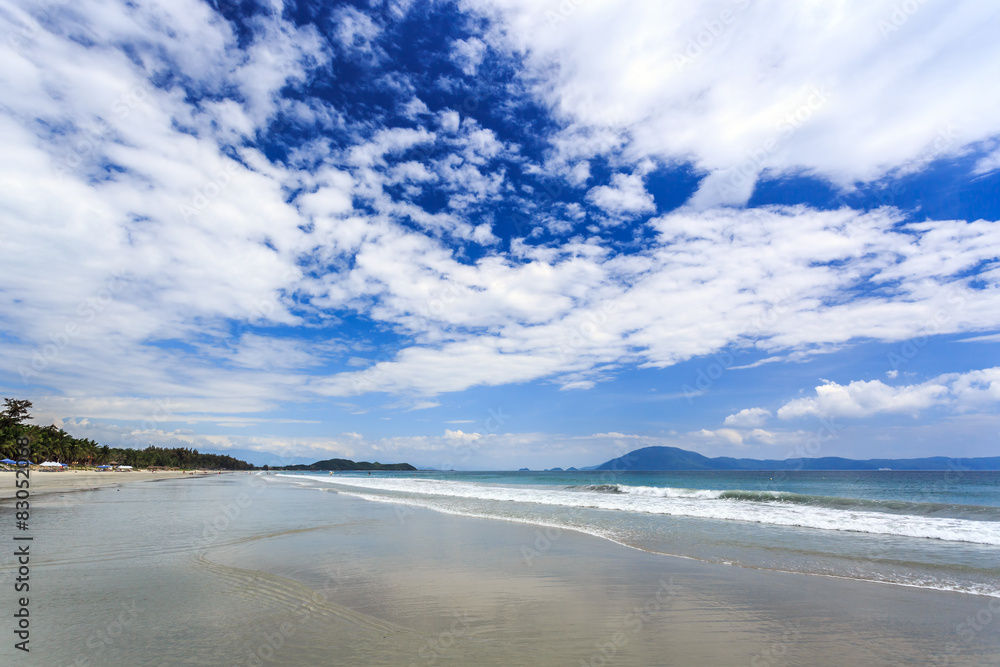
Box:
0, 458, 17, 464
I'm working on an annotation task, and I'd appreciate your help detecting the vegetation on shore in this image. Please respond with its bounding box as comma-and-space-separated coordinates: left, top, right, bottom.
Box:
0, 399, 253, 470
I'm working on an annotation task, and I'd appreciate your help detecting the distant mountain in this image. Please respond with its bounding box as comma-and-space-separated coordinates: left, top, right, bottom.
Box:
201, 448, 317, 468
595, 446, 1000, 471
282, 457, 417, 471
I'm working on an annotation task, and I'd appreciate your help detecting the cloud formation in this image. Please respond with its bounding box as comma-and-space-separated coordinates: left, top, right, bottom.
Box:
724, 407, 771, 428
1, 0, 998, 462
776, 367, 1000, 419
469, 0, 1000, 201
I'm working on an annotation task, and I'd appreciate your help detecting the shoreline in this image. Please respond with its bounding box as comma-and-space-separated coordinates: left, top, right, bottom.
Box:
4, 473, 998, 665
0, 469, 229, 501
210, 479, 1000, 665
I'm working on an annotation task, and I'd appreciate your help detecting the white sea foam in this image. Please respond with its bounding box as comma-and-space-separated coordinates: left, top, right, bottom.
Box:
278, 475, 1000, 546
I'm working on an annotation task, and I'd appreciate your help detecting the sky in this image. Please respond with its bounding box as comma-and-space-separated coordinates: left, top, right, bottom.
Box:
1, 0, 999, 470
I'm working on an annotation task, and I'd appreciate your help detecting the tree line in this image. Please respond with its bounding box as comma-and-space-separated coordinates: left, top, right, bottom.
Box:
0, 398, 253, 470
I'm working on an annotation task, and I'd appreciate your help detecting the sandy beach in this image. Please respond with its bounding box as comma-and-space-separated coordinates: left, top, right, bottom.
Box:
0, 469, 223, 501
2, 473, 997, 666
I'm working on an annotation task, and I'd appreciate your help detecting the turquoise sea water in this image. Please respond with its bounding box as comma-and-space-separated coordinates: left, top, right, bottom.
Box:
275, 469, 1000, 597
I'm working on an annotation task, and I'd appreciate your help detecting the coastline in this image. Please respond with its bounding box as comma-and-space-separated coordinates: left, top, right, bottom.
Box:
0, 469, 226, 501
3, 473, 998, 666
212, 477, 1000, 666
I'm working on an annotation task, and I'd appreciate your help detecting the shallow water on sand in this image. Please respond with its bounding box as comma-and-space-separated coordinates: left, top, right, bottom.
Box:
1, 474, 998, 666
284, 470, 1000, 598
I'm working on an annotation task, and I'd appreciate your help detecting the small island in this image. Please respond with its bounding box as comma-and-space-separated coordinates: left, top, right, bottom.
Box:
280, 457, 417, 472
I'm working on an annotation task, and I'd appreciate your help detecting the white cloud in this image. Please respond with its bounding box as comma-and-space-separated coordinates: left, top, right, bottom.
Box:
949, 367, 1000, 408
568, 161, 590, 187
957, 333, 1000, 343
723, 407, 771, 428
776, 367, 1000, 420
698, 427, 745, 446
559, 380, 596, 391
406, 400, 442, 411
451, 37, 487, 76
974, 145, 1000, 175
468, 0, 1000, 197
444, 429, 482, 442
778, 379, 947, 419
3, 0, 1000, 465
586, 172, 656, 216
332, 6, 382, 54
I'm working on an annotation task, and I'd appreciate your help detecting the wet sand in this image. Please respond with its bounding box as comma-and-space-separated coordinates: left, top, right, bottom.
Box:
211, 484, 1000, 666
0, 469, 224, 500
2, 474, 997, 666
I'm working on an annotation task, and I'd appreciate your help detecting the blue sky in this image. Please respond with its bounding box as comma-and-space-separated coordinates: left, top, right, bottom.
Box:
2, 0, 999, 469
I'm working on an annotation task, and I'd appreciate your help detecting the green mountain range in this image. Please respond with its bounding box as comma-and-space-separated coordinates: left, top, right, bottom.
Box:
281, 458, 417, 471
595, 446, 1000, 471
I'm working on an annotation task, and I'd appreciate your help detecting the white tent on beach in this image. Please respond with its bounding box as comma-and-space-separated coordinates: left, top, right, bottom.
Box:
40, 461, 66, 467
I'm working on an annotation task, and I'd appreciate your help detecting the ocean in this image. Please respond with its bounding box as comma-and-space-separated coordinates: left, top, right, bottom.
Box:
276, 469, 1000, 598
5, 472, 1000, 665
